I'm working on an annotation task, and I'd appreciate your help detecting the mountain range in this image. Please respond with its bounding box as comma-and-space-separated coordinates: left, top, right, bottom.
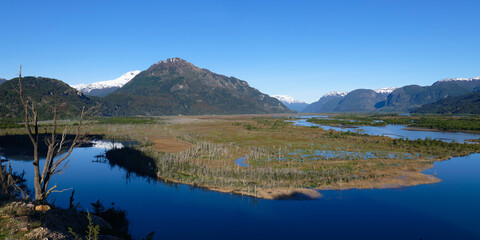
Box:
301, 77, 480, 113
0, 58, 290, 118
1, 58, 479, 117
58, 61, 480, 115
0, 78, 6, 86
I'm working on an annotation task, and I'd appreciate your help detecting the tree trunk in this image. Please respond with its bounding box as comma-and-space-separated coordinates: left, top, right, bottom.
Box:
17, 65, 89, 201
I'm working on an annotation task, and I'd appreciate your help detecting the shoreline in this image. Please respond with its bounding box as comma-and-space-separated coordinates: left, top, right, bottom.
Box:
153, 159, 445, 201
155, 167, 441, 200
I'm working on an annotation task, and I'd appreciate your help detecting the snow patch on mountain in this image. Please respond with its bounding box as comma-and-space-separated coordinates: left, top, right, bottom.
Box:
374, 87, 397, 94
73, 70, 140, 93
438, 76, 480, 82
324, 91, 348, 97
272, 95, 305, 104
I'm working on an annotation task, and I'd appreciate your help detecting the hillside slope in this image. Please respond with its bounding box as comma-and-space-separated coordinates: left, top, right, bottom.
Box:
0, 77, 98, 119
381, 78, 480, 112
334, 89, 386, 112
413, 91, 480, 114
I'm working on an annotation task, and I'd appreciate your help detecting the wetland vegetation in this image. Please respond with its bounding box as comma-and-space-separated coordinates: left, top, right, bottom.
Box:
4, 114, 476, 199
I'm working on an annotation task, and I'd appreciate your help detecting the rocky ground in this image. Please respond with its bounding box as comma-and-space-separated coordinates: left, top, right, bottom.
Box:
0, 198, 127, 240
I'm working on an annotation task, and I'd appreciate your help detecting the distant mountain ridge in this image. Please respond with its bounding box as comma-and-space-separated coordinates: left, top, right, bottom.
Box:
0, 78, 6, 86
73, 70, 140, 97
272, 95, 308, 112
3, 61, 478, 116
303, 77, 480, 113
102, 58, 290, 116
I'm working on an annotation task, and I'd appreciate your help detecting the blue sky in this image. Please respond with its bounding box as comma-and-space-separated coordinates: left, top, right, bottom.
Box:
1, 0, 480, 103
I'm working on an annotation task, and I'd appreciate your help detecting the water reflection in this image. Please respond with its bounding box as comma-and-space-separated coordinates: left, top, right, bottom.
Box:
3, 140, 480, 239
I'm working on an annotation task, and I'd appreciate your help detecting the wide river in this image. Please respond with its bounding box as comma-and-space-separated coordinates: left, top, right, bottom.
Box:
3, 119, 480, 240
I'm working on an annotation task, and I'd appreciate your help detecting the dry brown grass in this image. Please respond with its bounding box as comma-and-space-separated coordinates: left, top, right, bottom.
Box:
150, 137, 193, 153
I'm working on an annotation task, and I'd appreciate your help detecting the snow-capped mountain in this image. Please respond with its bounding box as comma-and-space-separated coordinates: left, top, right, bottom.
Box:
72, 70, 140, 97
272, 95, 304, 104
374, 87, 397, 94
438, 76, 480, 82
272, 95, 308, 112
302, 91, 348, 113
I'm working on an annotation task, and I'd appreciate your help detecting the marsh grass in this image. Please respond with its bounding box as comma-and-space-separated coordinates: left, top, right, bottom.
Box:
4, 115, 480, 197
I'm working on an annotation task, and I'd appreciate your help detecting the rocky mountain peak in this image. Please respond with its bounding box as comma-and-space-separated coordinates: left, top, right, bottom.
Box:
149, 57, 195, 71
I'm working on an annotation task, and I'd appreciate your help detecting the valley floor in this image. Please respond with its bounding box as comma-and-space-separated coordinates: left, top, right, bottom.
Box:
2, 114, 480, 200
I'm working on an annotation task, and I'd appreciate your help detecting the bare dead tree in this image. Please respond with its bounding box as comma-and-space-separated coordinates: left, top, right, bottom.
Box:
0, 157, 29, 199
17, 65, 88, 201
0, 159, 15, 195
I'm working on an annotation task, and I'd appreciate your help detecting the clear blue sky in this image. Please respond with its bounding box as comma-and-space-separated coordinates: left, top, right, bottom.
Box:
1, 0, 480, 103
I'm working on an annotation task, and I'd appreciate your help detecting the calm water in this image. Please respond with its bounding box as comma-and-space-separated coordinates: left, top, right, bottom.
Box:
292, 116, 480, 143
3, 129, 480, 239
